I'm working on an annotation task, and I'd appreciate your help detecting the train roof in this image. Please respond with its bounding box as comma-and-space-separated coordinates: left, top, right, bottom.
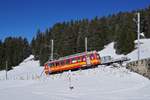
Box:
45, 50, 98, 64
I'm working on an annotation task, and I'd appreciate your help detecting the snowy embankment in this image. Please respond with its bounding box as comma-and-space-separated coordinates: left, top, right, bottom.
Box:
0, 39, 150, 100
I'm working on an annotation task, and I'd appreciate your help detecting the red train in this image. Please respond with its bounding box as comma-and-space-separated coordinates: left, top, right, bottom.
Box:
44, 51, 101, 75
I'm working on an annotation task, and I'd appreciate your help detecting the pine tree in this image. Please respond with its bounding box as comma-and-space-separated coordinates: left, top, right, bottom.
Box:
31, 6, 150, 65
0, 37, 31, 70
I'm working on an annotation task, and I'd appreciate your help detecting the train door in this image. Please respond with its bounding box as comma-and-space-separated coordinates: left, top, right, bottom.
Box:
86, 54, 91, 66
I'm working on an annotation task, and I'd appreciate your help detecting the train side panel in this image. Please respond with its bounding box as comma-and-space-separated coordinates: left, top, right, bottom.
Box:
44, 51, 101, 75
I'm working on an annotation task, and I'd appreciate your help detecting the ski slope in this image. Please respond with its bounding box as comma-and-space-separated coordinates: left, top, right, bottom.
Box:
0, 39, 150, 100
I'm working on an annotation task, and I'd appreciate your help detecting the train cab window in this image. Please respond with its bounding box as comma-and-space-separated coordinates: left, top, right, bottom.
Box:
90, 54, 94, 60
48, 63, 52, 67
72, 58, 77, 63
96, 54, 100, 59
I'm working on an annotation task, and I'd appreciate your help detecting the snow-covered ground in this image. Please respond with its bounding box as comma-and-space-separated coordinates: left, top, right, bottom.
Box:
127, 39, 150, 61
0, 39, 150, 100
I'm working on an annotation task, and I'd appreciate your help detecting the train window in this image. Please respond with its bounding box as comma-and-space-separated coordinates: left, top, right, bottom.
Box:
60, 61, 62, 65
72, 58, 77, 63
51, 63, 54, 67
90, 54, 94, 60
61, 61, 65, 65
56, 62, 59, 66
66, 59, 70, 64
53, 62, 56, 66
77, 57, 82, 62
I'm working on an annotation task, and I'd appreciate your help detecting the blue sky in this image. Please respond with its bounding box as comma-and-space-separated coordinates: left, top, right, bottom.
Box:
0, 0, 150, 41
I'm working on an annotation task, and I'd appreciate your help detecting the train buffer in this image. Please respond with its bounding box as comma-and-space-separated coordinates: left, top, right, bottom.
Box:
100, 56, 130, 65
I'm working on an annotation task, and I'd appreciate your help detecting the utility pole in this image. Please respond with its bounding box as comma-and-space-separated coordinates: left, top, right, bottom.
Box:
85, 37, 90, 66
6, 61, 8, 80
137, 12, 140, 62
85, 37, 87, 53
51, 39, 54, 61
